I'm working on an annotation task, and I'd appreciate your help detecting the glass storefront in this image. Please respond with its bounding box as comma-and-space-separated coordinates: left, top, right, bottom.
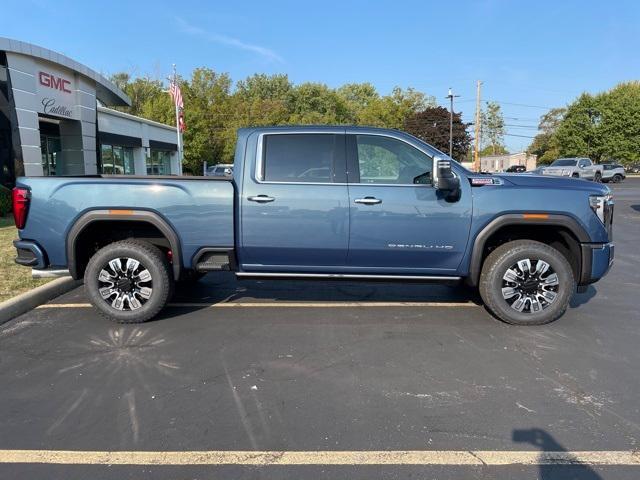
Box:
0, 52, 16, 187
40, 135, 61, 176
100, 144, 135, 174
146, 149, 171, 175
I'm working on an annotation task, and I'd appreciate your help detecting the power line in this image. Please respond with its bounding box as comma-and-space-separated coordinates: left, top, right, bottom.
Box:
504, 133, 537, 139
487, 100, 553, 110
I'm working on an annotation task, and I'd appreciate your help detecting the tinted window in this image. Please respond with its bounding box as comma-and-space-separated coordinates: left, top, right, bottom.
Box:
263, 134, 339, 183
355, 135, 433, 185
551, 159, 577, 166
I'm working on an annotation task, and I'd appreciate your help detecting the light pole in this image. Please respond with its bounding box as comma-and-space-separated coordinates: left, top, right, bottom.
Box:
446, 88, 460, 158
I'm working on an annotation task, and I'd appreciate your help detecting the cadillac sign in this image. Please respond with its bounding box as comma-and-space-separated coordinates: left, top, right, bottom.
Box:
36, 65, 77, 119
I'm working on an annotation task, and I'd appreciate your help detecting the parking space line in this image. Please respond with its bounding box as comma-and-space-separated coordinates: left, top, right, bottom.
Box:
0, 450, 638, 466
36, 301, 479, 309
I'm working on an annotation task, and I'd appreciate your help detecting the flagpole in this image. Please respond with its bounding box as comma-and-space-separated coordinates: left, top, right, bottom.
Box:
172, 63, 183, 175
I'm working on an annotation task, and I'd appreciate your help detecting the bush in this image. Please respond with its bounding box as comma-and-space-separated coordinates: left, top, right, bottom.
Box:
0, 186, 11, 217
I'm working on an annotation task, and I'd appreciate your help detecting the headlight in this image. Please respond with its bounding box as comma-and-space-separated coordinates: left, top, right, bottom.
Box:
562, 170, 571, 176
589, 193, 613, 224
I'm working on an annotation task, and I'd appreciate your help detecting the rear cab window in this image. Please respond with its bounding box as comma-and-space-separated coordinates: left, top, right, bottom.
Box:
261, 134, 345, 183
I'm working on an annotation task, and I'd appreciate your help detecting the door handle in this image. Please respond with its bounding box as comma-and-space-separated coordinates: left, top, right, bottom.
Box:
248, 195, 275, 203
354, 196, 382, 205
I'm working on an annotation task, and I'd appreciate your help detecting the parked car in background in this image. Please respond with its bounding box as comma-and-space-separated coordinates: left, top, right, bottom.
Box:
541, 158, 603, 182
628, 163, 640, 174
601, 164, 626, 183
526, 166, 546, 175
206, 164, 233, 177
505, 165, 527, 173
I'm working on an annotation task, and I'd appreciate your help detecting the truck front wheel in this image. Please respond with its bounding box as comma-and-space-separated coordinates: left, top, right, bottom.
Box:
84, 240, 174, 323
479, 240, 575, 325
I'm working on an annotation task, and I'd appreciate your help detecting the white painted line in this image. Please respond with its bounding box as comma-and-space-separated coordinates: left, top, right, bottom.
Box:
37, 301, 479, 309
0, 450, 638, 466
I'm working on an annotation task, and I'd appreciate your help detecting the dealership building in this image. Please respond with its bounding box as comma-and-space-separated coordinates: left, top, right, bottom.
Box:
0, 37, 180, 187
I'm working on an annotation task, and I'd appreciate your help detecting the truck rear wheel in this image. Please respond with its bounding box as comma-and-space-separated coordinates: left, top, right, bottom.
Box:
84, 240, 174, 323
479, 240, 575, 325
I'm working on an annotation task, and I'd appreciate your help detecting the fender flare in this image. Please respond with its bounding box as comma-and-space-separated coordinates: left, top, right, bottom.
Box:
467, 213, 590, 287
66, 209, 183, 280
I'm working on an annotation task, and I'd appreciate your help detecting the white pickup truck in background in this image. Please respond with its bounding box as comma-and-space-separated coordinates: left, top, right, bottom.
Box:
541, 158, 604, 181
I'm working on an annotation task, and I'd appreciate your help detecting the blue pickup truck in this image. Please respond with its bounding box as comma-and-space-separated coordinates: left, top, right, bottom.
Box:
12, 126, 614, 325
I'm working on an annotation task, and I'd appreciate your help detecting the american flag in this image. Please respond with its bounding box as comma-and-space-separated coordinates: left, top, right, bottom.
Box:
169, 81, 186, 132
169, 81, 183, 109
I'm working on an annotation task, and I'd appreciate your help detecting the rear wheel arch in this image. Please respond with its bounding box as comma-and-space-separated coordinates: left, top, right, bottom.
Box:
467, 214, 589, 287
66, 210, 183, 281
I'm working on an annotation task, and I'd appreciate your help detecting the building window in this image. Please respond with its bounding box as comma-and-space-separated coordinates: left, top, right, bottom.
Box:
100, 144, 134, 174
147, 149, 171, 175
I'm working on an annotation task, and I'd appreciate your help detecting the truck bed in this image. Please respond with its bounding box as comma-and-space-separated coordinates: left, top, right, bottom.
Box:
15, 175, 235, 272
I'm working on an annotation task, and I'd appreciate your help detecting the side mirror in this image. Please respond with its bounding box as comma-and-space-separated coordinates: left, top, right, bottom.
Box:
435, 158, 460, 193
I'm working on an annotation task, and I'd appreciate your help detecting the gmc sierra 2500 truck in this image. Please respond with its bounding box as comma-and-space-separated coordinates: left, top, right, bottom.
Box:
13, 126, 614, 325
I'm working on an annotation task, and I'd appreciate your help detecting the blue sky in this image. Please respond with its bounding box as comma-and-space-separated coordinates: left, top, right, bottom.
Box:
4, 0, 639, 151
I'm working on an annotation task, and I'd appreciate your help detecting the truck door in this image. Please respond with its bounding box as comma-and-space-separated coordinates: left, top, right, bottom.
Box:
345, 133, 472, 274
578, 158, 594, 179
240, 131, 349, 270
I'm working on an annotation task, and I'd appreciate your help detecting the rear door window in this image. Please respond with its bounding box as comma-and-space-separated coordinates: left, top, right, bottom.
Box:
262, 134, 343, 183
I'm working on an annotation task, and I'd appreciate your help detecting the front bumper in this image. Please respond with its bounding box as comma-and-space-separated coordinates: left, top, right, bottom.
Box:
579, 242, 614, 285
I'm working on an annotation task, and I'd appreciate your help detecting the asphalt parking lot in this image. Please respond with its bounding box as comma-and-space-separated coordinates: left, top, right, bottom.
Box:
1, 178, 639, 480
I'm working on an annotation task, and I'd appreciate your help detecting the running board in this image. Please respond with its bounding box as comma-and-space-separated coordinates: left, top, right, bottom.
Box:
32, 268, 71, 279
235, 272, 461, 283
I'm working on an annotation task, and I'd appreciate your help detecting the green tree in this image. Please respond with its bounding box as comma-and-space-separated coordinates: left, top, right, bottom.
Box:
479, 145, 509, 157
109, 70, 437, 169
403, 106, 472, 160
527, 107, 566, 164
551, 82, 640, 165
481, 101, 505, 155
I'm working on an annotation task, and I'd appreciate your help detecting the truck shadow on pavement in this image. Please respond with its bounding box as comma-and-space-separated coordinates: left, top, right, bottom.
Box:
512, 428, 603, 480
569, 285, 597, 309
172, 272, 482, 306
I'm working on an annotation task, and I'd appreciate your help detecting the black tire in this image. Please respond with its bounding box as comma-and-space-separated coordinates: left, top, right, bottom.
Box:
479, 240, 575, 325
84, 240, 174, 323
594, 172, 602, 183
571, 172, 580, 178
612, 174, 623, 183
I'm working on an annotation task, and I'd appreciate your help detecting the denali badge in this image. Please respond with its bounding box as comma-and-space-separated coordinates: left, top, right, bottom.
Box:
388, 243, 453, 250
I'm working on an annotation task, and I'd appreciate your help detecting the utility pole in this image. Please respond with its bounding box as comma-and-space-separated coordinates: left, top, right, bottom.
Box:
446, 88, 460, 158
473, 80, 482, 172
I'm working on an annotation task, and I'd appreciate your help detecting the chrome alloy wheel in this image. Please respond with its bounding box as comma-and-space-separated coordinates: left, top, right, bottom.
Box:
97, 258, 153, 311
501, 258, 559, 313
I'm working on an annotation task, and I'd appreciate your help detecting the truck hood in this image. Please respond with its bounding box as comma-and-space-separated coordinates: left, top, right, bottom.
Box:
492, 173, 610, 194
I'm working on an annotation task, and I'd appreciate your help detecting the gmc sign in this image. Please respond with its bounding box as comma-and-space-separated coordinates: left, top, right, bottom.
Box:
39, 72, 72, 93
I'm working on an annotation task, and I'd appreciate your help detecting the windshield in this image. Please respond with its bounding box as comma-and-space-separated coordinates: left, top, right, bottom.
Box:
550, 159, 577, 167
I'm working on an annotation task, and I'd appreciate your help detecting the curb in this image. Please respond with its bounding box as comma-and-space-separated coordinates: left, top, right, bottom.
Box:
0, 277, 82, 326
